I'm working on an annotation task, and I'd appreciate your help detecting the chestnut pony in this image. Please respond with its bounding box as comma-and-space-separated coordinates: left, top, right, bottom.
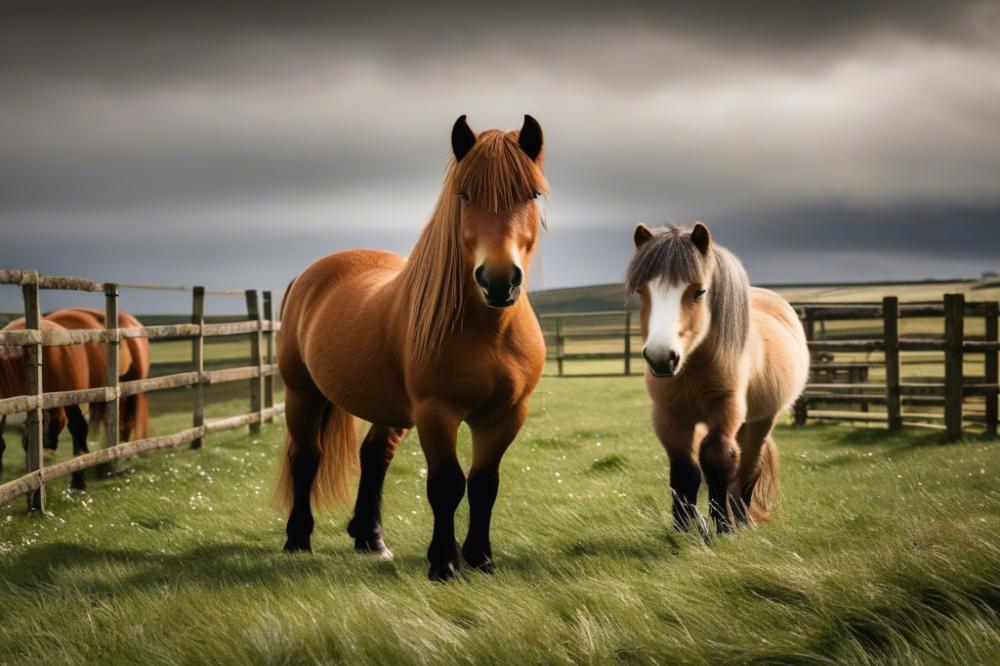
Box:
276, 115, 548, 580
627, 223, 809, 535
0, 308, 150, 489
46, 308, 152, 444
0, 319, 90, 489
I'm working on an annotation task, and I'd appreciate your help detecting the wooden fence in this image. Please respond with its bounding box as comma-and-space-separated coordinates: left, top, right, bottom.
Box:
539, 294, 1000, 439
0, 270, 283, 511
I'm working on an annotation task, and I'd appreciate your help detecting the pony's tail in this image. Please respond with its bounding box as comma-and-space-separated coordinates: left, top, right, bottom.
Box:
87, 404, 105, 438
749, 436, 780, 524
130, 393, 151, 440
272, 404, 358, 514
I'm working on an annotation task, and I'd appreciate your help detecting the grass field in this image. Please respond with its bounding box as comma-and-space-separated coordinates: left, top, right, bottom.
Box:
1, 376, 998, 664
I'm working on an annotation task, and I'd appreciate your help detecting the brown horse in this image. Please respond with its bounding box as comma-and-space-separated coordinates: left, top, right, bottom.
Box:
276, 115, 548, 580
627, 223, 809, 535
46, 308, 151, 444
0, 319, 91, 489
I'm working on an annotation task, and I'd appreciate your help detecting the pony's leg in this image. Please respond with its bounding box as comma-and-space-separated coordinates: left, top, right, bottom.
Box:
653, 405, 701, 532
66, 404, 90, 490
699, 401, 745, 535
283, 387, 329, 552
732, 416, 778, 525
463, 403, 527, 574
45, 409, 61, 451
347, 425, 408, 558
415, 401, 464, 581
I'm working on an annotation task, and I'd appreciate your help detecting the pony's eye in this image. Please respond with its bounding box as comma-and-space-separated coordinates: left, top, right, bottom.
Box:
694, 289, 707, 302
458, 191, 470, 203
532, 190, 542, 199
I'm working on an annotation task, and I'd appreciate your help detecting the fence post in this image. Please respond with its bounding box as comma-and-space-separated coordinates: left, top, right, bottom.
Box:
944, 293, 964, 440
794, 307, 815, 426
191, 286, 205, 449
246, 289, 263, 435
263, 290, 275, 422
97, 283, 120, 479
883, 296, 902, 431
21, 274, 44, 512
624, 310, 632, 376
556, 317, 564, 377
985, 301, 998, 437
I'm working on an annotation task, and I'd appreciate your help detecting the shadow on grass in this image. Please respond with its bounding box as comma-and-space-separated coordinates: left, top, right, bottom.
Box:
0, 541, 353, 595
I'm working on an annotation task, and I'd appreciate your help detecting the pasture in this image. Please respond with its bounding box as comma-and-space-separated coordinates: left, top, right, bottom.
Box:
2, 376, 998, 664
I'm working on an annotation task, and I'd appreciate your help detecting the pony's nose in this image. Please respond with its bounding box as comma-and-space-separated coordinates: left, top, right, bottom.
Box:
510, 265, 523, 287
474, 264, 521, 308
643, 348, 680, 377
474, 265, 489, 290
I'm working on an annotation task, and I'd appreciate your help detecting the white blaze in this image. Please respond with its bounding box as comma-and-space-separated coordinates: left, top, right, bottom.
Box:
644, 277, 688, 360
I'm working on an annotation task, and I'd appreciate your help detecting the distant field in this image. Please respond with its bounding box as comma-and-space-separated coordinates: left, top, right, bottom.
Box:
530, 278, 1000, 315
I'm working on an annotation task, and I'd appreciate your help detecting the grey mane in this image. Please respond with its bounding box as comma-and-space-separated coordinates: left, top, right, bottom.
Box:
626, 225, 750, 359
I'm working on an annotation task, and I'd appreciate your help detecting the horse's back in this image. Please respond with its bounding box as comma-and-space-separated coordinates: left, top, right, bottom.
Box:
3, 319, 89, 393
746, 287, 809, 419
280, 249, 411, 425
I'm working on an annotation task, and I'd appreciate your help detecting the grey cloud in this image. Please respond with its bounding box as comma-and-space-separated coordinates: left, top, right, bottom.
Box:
1, 2, 998, 293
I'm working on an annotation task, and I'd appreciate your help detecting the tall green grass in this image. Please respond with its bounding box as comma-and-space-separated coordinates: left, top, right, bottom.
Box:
1, 376, 998, 664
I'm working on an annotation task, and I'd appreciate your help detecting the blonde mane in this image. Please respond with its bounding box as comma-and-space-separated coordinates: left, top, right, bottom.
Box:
399, 129, 547, 361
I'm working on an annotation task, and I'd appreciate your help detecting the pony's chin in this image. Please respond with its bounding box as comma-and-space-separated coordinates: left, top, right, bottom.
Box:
647, 365, 680, 378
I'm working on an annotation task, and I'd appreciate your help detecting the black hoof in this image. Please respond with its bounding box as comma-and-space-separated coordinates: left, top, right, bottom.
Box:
674, 515, 712, 543
462, 546, 495, 574
428, 562, 459, 582
70, 474, 86, 491
348, 519, 392, 559
354, 539, 393, 560
283, 539, 311, 553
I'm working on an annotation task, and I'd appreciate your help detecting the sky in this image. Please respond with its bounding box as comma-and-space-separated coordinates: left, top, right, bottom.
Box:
2, 2, 999, 312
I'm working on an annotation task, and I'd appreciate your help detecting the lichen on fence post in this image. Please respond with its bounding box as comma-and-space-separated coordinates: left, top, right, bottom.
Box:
883, 296, 902, 431
191, 286, 205, 449
944, 293, 965, 440
624, 310, 632, 376
21, 273, 44, 511
98, 283, 121, 478
246, 289, 263, 435
985, 301, 998, 437
263, 290, 275, 422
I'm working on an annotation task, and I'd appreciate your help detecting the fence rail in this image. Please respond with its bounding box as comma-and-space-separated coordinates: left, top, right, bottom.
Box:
538, 294, 1000, 439
0, 270, 283, 510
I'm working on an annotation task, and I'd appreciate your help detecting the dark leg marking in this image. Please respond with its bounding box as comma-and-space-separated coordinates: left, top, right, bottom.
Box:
45, 409, 62, 451
463, 467, 500, 573
284, 451, 319, 552
347, 426, 404, 558
699, 427, 739, 534
668, 452, 702, 533
66, 405, 90, 491
426, 461, 466, 581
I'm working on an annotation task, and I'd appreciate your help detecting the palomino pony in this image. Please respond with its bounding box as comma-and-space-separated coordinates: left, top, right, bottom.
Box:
627, 223, 809, 535
276, 115, 548, 580
0, 319, 91, 489
46, 308, 151, 444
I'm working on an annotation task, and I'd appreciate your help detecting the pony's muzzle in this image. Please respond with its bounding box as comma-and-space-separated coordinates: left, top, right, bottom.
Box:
474, 264, 522, 308
643, 348, 680, 377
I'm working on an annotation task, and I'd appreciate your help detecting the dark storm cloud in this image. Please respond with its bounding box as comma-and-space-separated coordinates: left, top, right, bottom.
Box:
1, 1, 998, 291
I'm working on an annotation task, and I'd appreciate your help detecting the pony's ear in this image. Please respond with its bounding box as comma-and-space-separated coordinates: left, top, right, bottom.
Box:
691, 222, 712, 255
452, 115, 476, 162
634, 224, 654, 248
518, 114, 543, 162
